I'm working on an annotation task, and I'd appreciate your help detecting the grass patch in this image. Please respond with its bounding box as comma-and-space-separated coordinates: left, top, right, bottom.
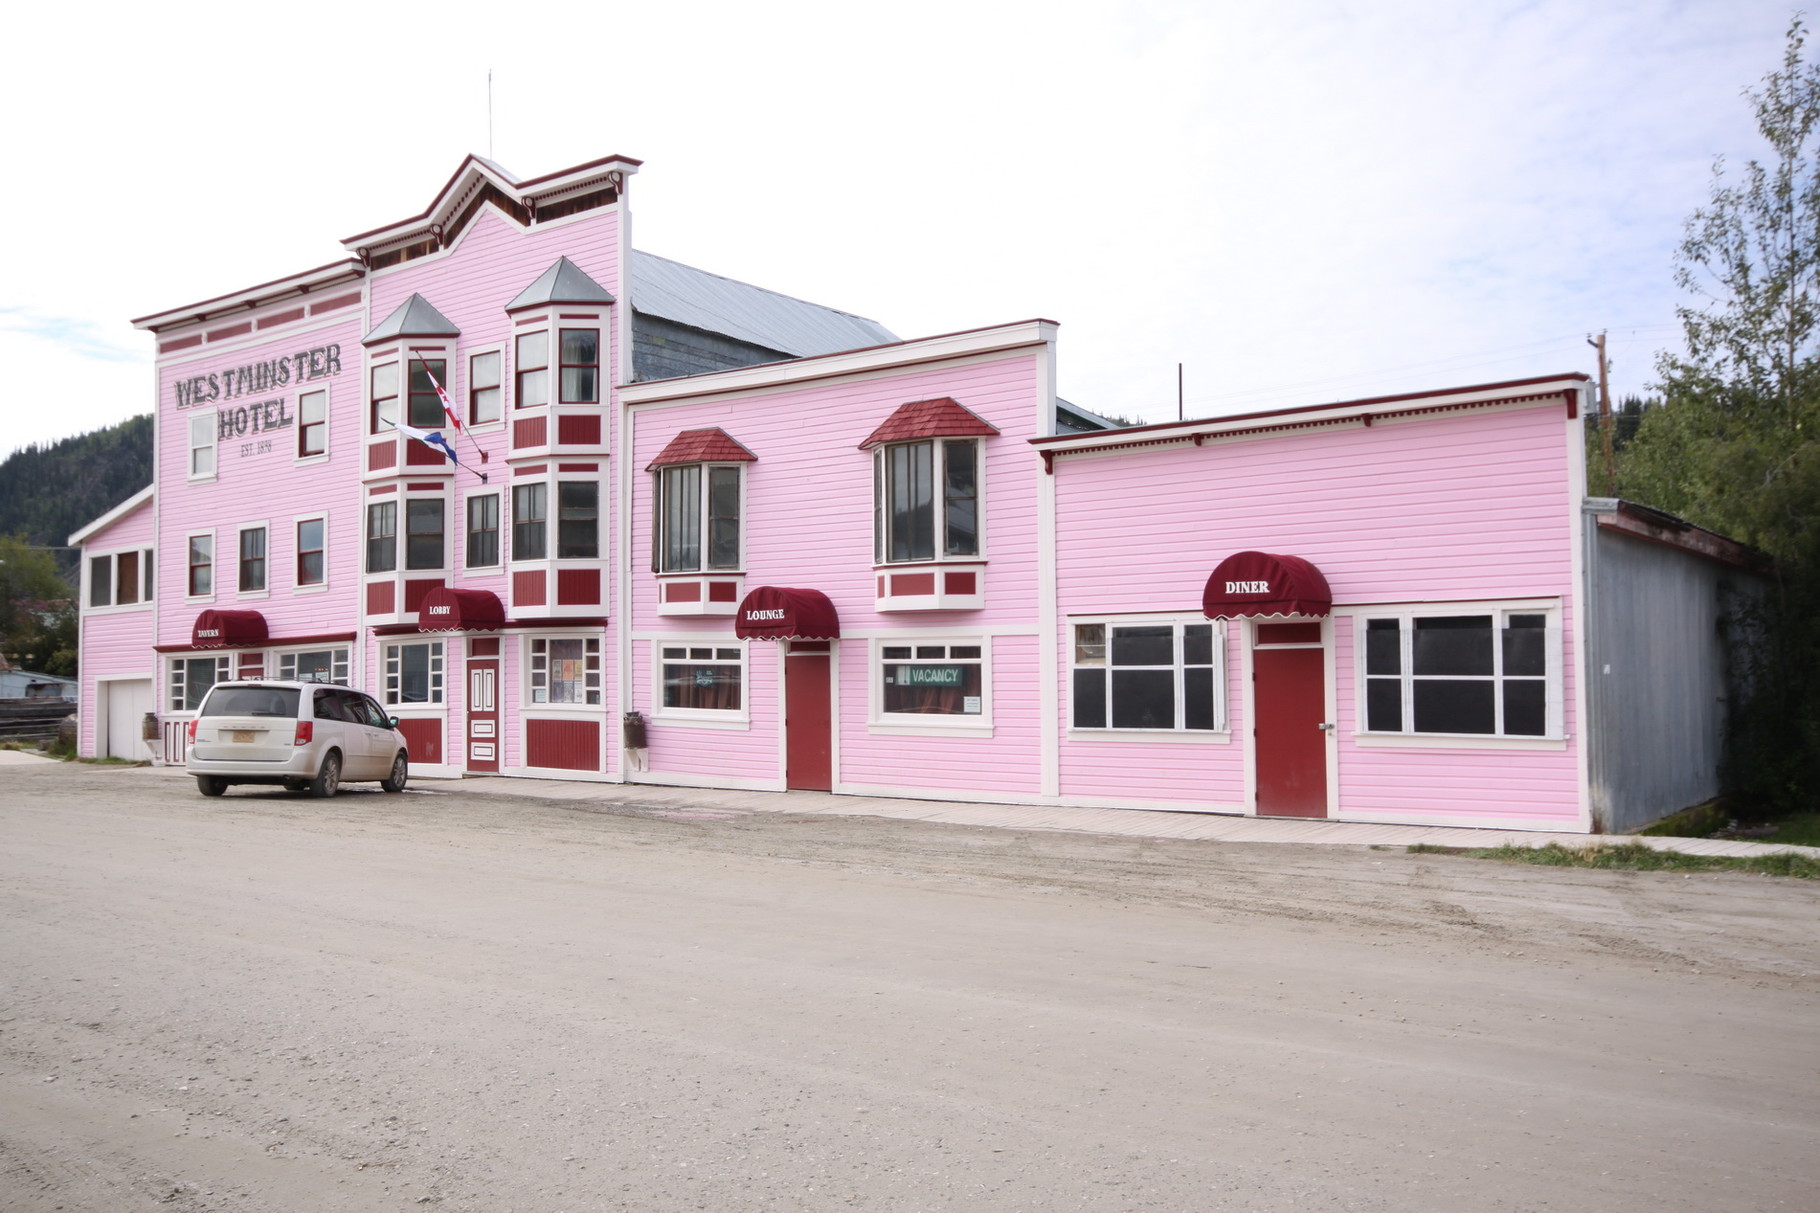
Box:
1408, 840, 1820, 879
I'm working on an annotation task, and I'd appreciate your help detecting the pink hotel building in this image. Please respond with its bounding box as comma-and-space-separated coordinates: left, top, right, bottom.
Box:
72, 153, 1762, 833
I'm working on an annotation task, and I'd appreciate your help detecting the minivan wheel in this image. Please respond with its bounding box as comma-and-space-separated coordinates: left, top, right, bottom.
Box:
381, 752, 408, 793
309, 752, 342, 798
196, 775, 228, 797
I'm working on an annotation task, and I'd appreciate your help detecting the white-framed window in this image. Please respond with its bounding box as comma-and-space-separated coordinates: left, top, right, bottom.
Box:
529, 636, 601, 705
1070, 618, 1225, 732
1357, 604, 1561, 739
558, 328, 600, 403
515, 331, 549, 409
188, 410, 217, 480
277, 647, 350, 684
405, 495, 446, 570
365, 500, 397, 573
876, 640, 988, 720
370, 361, 399, 433
295, 514, 327, 588
656, 464, 742, 572
511, 482, 546, 561
556, 481, 599, 559
237, 524, 268, 594
87, 547, 153, 609
407, 355, 450, 428
657, 643, 744, 715
297, 388, 328, 460
873, 438, 979, 563
468, 349, 503, 426
168, 654, 230, 713
186, 531, 214, 598
466, 492, 500, 568
383, 640, 445, 705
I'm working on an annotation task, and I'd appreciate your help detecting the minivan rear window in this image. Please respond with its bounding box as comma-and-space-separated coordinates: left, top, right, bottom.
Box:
201, 687, 301, 718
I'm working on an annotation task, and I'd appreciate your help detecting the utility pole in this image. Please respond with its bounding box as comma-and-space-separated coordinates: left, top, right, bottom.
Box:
1177, 362, 1183, 423
1587, 331, 1616, 496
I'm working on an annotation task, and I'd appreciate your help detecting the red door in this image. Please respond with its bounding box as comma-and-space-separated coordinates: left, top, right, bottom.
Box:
1254, 643, 1328, 817
467, 659, 499, 773
784, 644, 832, 791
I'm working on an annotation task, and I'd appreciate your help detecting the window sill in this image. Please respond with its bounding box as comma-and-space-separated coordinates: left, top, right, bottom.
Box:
82, 602, 155, 617
868, 720, 993, 739
293, 454, 330, 468
1352, 732, 1568, 751
1066, 728, 1232, 744
236, 590, 270, 601
649, 713, 751, 731
294, 584, 330, 595
525, 702, 607, 712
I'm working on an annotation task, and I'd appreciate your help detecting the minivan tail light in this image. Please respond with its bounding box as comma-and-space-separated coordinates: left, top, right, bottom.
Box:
186, 718, 197, 743
294, 720, 314, 747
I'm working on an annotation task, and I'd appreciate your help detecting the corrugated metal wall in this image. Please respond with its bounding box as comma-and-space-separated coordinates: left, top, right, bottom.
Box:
1583, 502, 1764, 832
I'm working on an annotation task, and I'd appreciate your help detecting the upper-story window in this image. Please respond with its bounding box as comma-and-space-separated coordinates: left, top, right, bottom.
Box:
559, 329, 599, 403
466, 493, 500, 568
469, 352, 502, 425
297, 389, 328, 458
405, 498, 445, 570
658, 465, 741, 571
88, 548, 153, 608
187, 533, 214, 597
860, 397, 996, 565
366, 501, 397, 574
557, 483, 598, 559
512, 484, 546, 560
189, 412, 217, 479
238, 526, 267, 593
296, 517, 326, 586
875, 439, 978, 563
407, 358, 449, 427
515, 332, 548, 408
370, 363, 399, 433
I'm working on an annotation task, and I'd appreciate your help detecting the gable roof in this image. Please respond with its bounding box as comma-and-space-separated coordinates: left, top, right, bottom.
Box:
859, 397, 1000, 450
507, 256, 616, 312
364, 293, 460, 345
631, 250, 896, 359
69, 485, 154, 546
646, 428, 759, 470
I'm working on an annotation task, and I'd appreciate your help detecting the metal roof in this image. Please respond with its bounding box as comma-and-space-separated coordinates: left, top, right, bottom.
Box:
506, 256, 616, 312
364, 294, 460, 345
631, 250, 896, 358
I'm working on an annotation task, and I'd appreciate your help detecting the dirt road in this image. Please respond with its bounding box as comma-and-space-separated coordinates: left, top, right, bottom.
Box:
2, 763, 1816, 1212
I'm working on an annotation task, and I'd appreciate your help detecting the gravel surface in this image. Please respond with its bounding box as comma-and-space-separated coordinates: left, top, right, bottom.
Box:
2, 762, 1817, 1212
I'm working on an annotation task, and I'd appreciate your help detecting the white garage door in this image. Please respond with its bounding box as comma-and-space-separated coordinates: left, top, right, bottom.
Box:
103, 679, 153, 760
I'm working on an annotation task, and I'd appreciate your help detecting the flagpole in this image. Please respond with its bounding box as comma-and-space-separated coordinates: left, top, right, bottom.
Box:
408, 347, 490, 465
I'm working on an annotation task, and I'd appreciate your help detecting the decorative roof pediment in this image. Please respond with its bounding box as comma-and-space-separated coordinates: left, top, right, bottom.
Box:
506, 256, 616, 313
647, 428, 758, 471
364, 294, 460, 346
858, 397, 1000, 450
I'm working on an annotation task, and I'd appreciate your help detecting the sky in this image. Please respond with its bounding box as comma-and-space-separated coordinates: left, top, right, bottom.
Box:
0, 0, 1801, 455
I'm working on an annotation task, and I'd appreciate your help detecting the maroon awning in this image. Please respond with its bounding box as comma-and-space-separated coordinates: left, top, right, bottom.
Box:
417, 587, 505, 632
734, 586, 840, 640
191, 609, 269, 649
1202, 552, 1332, 619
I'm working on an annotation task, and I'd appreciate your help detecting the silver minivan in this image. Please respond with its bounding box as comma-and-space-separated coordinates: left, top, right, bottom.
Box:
187, 680, 409, 798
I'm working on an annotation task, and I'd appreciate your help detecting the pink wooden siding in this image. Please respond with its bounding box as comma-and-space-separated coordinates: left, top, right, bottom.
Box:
1052, 401, 1581, 827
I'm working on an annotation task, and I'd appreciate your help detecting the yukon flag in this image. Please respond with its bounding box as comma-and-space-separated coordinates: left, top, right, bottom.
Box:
392, 421, 488, 483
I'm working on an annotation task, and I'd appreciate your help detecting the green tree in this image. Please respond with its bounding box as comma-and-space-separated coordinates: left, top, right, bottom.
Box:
1619, 20, 1820, 806
0, 534, 75, 678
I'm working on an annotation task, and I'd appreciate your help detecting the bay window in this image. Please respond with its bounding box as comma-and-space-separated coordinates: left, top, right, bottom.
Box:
1071, 620, 1223, 731
1360, 608, 1557, 737
370, 362, 399, 432
365, 501, 397, 573
530, 636, 601, 705
657, 464, 741, 571
513, 483, 547, 560
515, 331, 548, 408
874, 439, 978, 563
407, 357, 449, 427
557, 482, 598, 559
405, 498, 445, 570
558, 329, 598, 403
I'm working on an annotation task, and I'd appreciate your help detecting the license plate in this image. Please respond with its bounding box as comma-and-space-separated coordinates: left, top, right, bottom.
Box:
231, 730, 255, 744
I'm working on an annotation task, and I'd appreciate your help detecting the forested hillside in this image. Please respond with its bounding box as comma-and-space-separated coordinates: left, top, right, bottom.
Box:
0, 415, 153, 578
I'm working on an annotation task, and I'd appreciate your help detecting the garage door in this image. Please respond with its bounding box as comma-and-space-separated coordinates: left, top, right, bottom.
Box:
103, 679, 153, 760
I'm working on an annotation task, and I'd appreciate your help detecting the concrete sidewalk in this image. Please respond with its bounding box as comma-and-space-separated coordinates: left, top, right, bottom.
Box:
130, 758, 1817, 857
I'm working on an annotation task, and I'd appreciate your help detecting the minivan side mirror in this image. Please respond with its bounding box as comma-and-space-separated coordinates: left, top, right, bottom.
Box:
388, 716, 401, 729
